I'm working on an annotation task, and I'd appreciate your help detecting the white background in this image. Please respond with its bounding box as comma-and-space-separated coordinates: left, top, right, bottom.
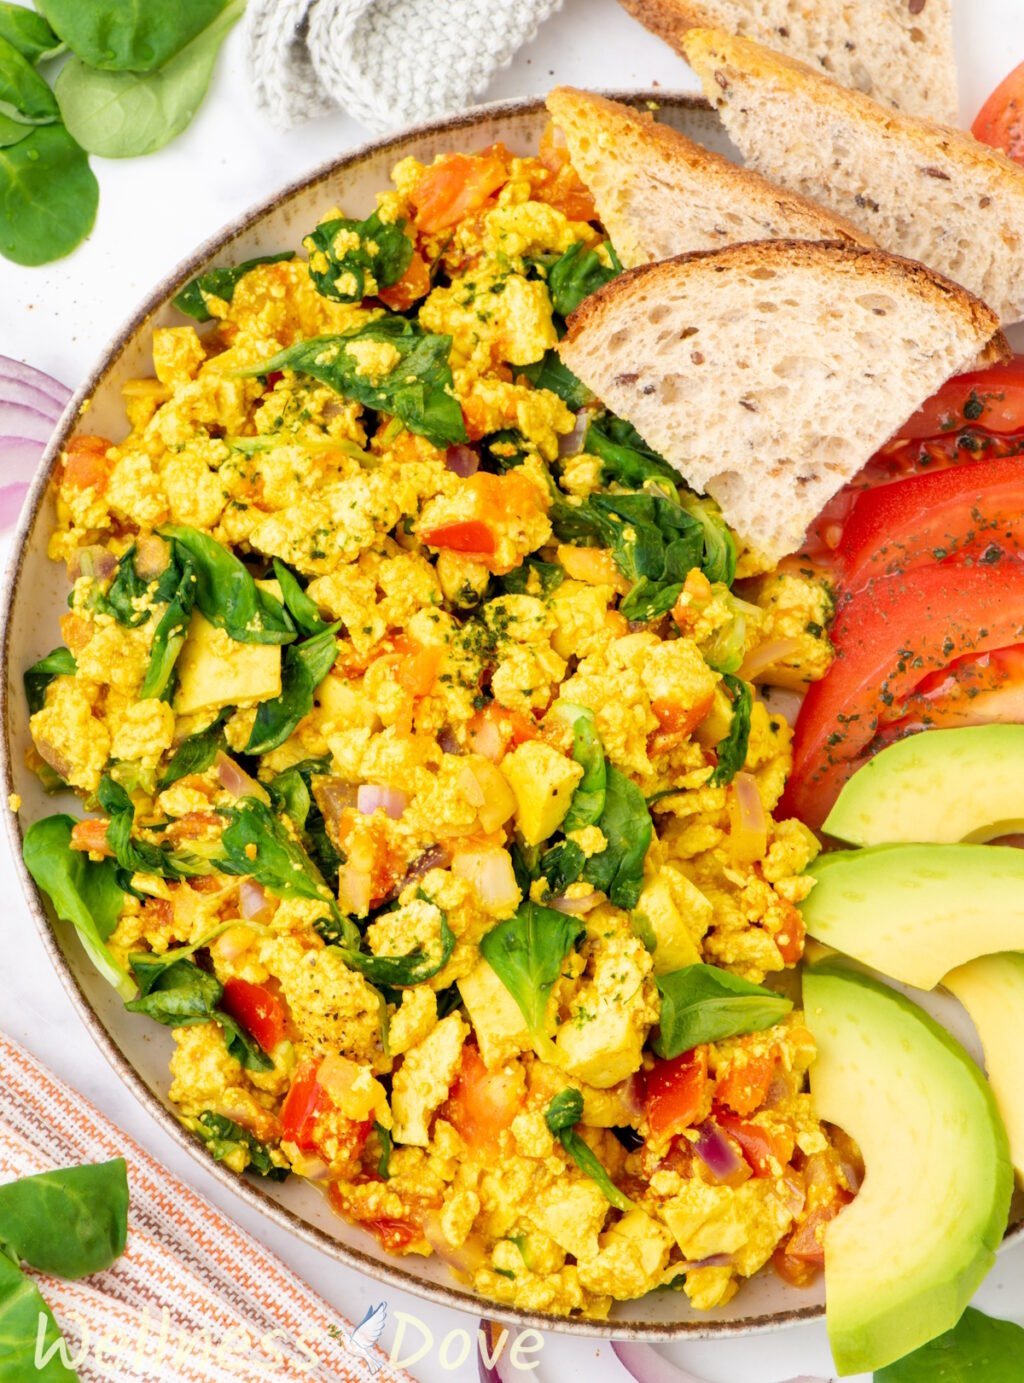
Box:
1, 1, 1023, 1379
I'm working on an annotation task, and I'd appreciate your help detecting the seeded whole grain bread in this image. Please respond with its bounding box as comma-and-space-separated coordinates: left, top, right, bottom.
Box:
680, 28, 1024, 324
558, 241, 1007, 564
545, 86, 872, 269
619, 0, 959, 123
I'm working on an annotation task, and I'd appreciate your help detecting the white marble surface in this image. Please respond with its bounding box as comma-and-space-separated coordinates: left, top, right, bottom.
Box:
1, 2, 1023, 1378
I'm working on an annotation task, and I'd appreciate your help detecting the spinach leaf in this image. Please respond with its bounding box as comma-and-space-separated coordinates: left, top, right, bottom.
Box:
582, 765, 651, 909
479, 901, 583, 1058
339, 913, 455, 987
24, 646, 76, 715
707, 674, 752, 787
272, 559, 331, 636
245, 625, 340, 756
267, 758, 344, 885
499, 555, 564, 598
680, 494, 737, 587
158, 711, 228, 789
305, 209, 412, 303
173, 251, 296, 323
375, 1122, 393, 1179
0, 4, 62, 64
585, 414, 678, 489
22, 815, 132, 999
0, 1159, 127, 1277
94, 542, 150, 626
0, 123, 98, 267
518, 349, 592, 409
560, 705, 606, 833
139, 548, 196, 701
127, 956, 272, 1072
538, 840, 584, 896
545, 241, 621, 318
243, 317, 467, 448
161, 526, 295, 646
544, 1090, 634, 1211
195, 1113, 288, 1181
653, 963, 792, 1059
219, 797, 335, 906
480, 427, 528, 471
37, 0, 230, 71
98, 775, 209, 881
0, 33, 58, 126
0, 1253, 76, 1382
876, 1307, 1024, 1383
54, 1, 243, 160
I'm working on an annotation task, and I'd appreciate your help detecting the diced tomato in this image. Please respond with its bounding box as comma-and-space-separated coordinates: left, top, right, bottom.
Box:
363, 1215, 423, 1254
643, 1047, 710, 1143
536, 121, 599, 222
221, 978, 285, 1054
444, 1044, 523, 1151
280, 1061, 326, 1150
62, 435, 113, 493
897, 359, 1024, 441
715, 1109, 795, 1177
973, 60, 1024, 164
782, 559, 1024, 830
836, 453, 1024, 593
775, 902, 806, 967
649, 693, 715, 755
410, 150, 509, 234
377, 250, 431, 311
395, 639, 442, 698
773, 1191, 853, 1285
466, 703, 538, 760
421, 519, 496, 558
69, 818, 113, 856
714, 1048, 778, 1117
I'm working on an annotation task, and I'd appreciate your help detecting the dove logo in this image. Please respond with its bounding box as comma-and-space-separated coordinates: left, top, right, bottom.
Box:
342, 1302, 387, 1376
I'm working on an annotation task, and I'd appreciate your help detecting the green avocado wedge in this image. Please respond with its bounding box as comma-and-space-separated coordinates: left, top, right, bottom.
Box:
802, 961, 1012, 1377
823, 725, 1024, 846
800, 843, 1024, 989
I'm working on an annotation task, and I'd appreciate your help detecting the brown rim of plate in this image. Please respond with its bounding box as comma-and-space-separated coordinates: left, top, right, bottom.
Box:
3, 90, 1016, 1341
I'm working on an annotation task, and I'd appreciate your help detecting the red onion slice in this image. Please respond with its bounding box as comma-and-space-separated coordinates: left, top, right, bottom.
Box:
613, 1343, 828, 1383
0, 375, 64, 418
550, 889, 603, 915
0, 354, 71, 409
239, 879, 274, 922
445, 443, 480, 477
477, 1320, 518, 1383
0, 483, 29, 528
693, 1121, 751, 1186
558, 408, 590, 458
0, 401, 58, 445
356, 784, 408, 819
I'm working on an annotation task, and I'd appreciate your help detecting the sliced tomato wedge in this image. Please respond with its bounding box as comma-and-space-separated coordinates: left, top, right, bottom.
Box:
880, 643, 1024, 736
421, 519, 496, 558
973, 60, 1024, 164
782, 559, 1024, 830
836, 453, 1024, 592
221, 978, 285, 1053
444, 1044, 523, 1151
643, 1047, 710, 1143
897, 358, 1024, 441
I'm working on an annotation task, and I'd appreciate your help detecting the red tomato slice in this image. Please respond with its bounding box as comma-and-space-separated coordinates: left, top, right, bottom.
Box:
643, 1047, 709, 1143
714, 1049, 778, 1117
279, 1061, 325, 1150
973, 59, 1024, 164
880, 643, 1024, 735
836, 453, 1024, 592
221, 978, 285, 1053
897, 359, 1024, 441
444, 1044, 523, 1151
421, 519, 496, 558
782, 560, 1024, 831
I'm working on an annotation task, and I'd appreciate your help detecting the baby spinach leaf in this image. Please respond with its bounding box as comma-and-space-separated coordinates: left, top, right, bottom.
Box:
139, 549, 196, 701
544, 1090, 634, 1211
36, 0, 230, 71
538, 840, 585, 896
94, 542, 151, 627
0, 4, 63, 64
219, 796, 335, 905
0, 33, 58, 125
218, 1012, 276, 1072
174, 251, 296, 323
272, 559, 331, 636
582, 765, 651, 909
161, 526, 295, 645
560, 705, 606, 833
544, 241, 621, 318
585, 414, 678, 490
267, 759, 343, 886
518, 349, 592, 408
245, 625, 340, 756
340, 914, 455, 987
0, 1159, 128, 1277
707, 674, 752, 787
24, 646, 76, 715
22, 815, 132, 999
195, 1113, 288, 1181
54, 0, 244, 159
127, 955, 272, 1072
158, 711, 228, 789
0, 1253, 77, 1383
653, 963, 792, 1060
244, 317, 467, 448
98, 775, 209, 881
876, 1307, 1024, 1382
499, 555, 564, 598
0, 122, 98, 267
680, 494, 737, 587
375, 1122, 393, 1179
480, 901, 584, 1057
305, 209, 413, 303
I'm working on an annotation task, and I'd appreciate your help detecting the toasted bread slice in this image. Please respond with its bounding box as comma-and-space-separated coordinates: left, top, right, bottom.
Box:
680, 28, 1024, 323
620, 0, 958, 123
545, 87, 872, 269
559, 241, 1005, 564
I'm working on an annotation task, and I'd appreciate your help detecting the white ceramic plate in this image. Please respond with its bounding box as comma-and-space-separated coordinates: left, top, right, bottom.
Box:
2, 92, 1019, 1340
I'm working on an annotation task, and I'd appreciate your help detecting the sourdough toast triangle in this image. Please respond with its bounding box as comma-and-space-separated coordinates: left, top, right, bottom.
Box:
545, 86, 872, 269
559, 240, 1006, 564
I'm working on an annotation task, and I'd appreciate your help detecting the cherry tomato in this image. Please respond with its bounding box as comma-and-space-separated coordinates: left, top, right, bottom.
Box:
973, 59, 1024, 164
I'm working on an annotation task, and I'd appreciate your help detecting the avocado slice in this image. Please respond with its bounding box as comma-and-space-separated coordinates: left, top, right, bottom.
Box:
803, 960, 1011, 1376
801, 843, 1024, 989
945, 953, 1024, 1183
824, 725, 1024, 846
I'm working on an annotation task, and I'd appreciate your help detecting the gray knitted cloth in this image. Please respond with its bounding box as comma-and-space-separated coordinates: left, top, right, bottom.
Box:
246, 0, 565, 133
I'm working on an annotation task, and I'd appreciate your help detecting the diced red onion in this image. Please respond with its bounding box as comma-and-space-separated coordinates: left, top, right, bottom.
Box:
620, 1072, 644, 1119
215, 752, 267, 802
688, 1252, 733, 1268
423, 1213, 487, 1276
312, 777, 358, 837
0, 354, 71, 409
760, 684, 806, 726
437, 725, 463, 755
613, 1343, 828, 1383
239, 879, 274, 922
0, 401, 57, 445
694, 1122, 751, 1186
67, 545, 118, 582
550, 889, 603, 915
729, 771, 768, 865
740, 636, 805, 682
477, 1320, 519, 1383
838, 1157, 863, 1194
558, 408, 590, 458
134, 533, 171, 580
445, 444, 479, 477
357, 784, 408, 819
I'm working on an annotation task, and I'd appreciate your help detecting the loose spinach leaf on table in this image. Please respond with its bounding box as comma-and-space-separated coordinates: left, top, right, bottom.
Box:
0, 33, 58, 126
338, 913, 456, 987
560, 705, 606, 833
195, 1112, 288, 1181
245, 624, 340, 756
97, 775, 210, 882
127, 955, 272, 1072
272, 559, 332, 637
305, 209, 413, 303
707, 674, 752, 787
37, 0, 230, 72
0, 3, 62, 65
653, 963, 792, 1059
480, 901, 583, 1058
158, 711, 229, 789
876, 1307, 1024, 1382
518, 349, 592, 409
174, 251, 296, 323
0, 1253, 77, 1383
22, 815, 132, 999
0, 123, 98, 267
0, 1159, 128, 1277
242, 317, 467, 448
582, 764, 651, 909
543, 241, 621, 319
545, 1090, 634, 1211
160, 526, 295, 646
24, 646, 76, 714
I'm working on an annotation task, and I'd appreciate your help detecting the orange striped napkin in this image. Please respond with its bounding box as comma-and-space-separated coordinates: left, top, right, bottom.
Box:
0, 1030, 413, 1382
